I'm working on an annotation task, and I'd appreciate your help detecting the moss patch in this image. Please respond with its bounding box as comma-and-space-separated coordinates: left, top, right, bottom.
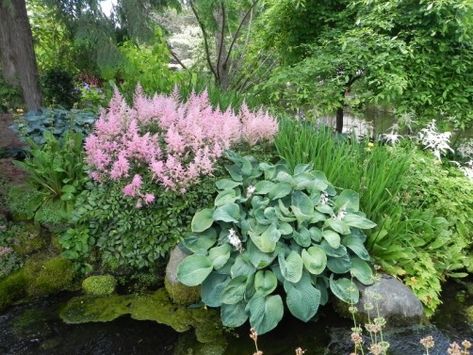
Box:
10, 223, 45, 256
164, 277, 200, 305
82, 275, 117, 296
0, 270, 27, 310
60, 288, 223, 344
24, 256, 75, 296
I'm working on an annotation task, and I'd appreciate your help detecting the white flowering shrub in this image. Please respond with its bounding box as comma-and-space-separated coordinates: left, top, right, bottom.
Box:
418, 120, 453, 160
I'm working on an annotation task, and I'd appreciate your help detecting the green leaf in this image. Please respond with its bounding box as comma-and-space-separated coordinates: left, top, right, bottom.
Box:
254, 270, 278, 297
246, 241, 278, 269
182, 228, 217, 255
279, 250, 303, 283
226, 164, 243, 181
284, 273, 321, 322
269, 182, 293, 199
216, 179, 241, 190
327, 254, 352, 274
335, 190, 359, 212
231, 255, 256, 278
221, 302, 248, 328
322, 230, 341, 249
291, 190, 314, 215
343, 235, 370, 261
215, 189, 239, 206
309, 227, 322, 242
350, 258, 374, 285
208, 244, 232, 269
213, 203, 240, 223
293, 227, 311, 247
247, 295, 284, 335
255, 181, 276, 195
191, 208, 214, 233
221, 275, 247, 304
320, 241, 348, 257
329, 276, 359, 304
343, 214, 377, 229
249, 223, 280, 253
326, 218, 350, 235
201, 273, 229, 307
177, 255, 213, 286
301, 246, 327, 275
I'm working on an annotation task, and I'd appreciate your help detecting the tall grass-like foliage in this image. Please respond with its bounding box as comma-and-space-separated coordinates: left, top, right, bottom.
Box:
85, 86, 278, 201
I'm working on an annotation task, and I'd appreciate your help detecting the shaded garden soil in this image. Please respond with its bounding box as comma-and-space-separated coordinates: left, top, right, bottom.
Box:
0, 114, 26, 185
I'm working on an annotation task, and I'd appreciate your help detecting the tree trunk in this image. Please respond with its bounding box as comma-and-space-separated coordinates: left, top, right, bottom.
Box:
0, 0, 42, 111
336, 106, 344, 133
213, 4, 230, 90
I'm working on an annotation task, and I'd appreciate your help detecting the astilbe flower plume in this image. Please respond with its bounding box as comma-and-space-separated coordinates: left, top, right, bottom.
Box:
85, 86, 278, 203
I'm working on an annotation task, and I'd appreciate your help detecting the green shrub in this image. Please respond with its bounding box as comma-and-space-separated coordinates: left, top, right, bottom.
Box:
0, 76, 23, 112
82, 275, 117, 295
177, 152, 376, 334
41, 69, 79, 109
61, 173, 221, 275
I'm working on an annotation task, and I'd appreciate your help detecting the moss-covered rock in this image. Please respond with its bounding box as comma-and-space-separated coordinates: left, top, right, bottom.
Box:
24, 256, 75, 296
465, 305, 473, 323
0, 270, 27, 310
82, 275, 117, 296
60, 288, 224, 344
165, 246, 200, 305
10, 222, 45, 256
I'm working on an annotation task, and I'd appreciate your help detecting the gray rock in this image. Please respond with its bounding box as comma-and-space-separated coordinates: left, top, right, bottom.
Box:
336, 274, 424, 326
164, 246, 200, 305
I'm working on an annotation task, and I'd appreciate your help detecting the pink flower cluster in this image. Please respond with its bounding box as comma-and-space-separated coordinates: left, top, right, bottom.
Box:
85, 86, 278, 202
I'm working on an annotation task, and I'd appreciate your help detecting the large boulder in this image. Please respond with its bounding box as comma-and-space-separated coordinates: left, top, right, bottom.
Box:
336, 274, 424, 326
165, 246, 200, 305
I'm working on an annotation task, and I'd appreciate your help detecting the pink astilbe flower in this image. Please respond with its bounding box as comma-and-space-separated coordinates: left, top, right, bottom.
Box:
85, 86, 278, 206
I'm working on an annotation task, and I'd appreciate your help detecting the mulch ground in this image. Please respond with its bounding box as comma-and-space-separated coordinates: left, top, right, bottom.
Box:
0, 114, 26, 185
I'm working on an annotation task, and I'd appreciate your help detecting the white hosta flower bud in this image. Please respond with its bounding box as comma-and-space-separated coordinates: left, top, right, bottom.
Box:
228, 228, 243, 252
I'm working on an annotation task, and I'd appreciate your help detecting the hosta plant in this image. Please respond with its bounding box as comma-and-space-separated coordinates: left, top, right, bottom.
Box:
177, 152, 376, 335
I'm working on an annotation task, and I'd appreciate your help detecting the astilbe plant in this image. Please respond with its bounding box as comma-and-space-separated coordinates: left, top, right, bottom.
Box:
84, 86, 278, 203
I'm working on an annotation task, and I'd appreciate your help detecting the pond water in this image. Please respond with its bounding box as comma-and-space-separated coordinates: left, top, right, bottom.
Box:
0, 281, 471, 355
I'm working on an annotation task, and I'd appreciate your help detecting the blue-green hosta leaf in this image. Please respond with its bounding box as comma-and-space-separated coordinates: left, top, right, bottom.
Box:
327, 254, 352, 274
350, 258, 374, 285
216, 179, 241, 190
326, 218, 350, 235
201, 273, 230, 307
316, 204, 334, 215
320, 241, 348, 257
221, 302, 248, 328
177, 255, 213, 286
254, 270, 278, 297
343, 235, 370, 261
279, 250, 303, 283
294, 164, 313, 175
182, 228, 217, 255
249, 223, 280, 253
278, 199, 292, 216
208, 244, 232, 269
293, 227, 311, 247
225, 164, 243, 181
311, 171, 330, 192
314, 277, 329, 306
213, 203, 240, 223
284, 273, 321, 322
255, 180, 276, 195
275, 171, 294, 184
279, 222, 293, 235
247, 241, 278, 269
231, 255, 256, 278
215, 189, 239, 207
263, 207, 278, 221
291, 190, 314, 215
247, 295, 284, 335
322, 230, 341, 249
309, 227, 322, 242
221, 275, 247, 304
191, 208, 214, 233
294, 172, 316, 190
335, 190, 360, 212
310, 211, 327, 223
301, 246, 327, 275
343, 214, 377, 229
329, 276, 359, 304
269, 182, 293, 199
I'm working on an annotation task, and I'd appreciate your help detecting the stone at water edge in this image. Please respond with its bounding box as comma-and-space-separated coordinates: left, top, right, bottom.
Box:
335, 274, 424, 326
165, 246, 200, 305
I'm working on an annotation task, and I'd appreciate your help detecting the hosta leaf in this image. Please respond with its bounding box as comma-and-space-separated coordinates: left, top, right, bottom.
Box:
255, 181, 276, 195
294, 164, 312, 175
182, 228, 217, 255
327, 254, 352, 274
291, 190, 314, 215
201, 273, 229, 307
293, 228, 311, 247
343, 214, 377, 229
316, 204, 333, 215
216, 179, 241, 190
221, 302, 248, 328
221, 275, 247, 304
314, 277, 329, 306
326, 218, 350, 235
215, 189, 239, 206
226, 164, 243, 181
249, 223, 280, 253
191, 208, 214, 233
208, 244, 232, 269
343, 235, 370, 261
247, 295, 284, 335
177, 255, 213, 286
350, 258, 374, 285
279, 250, 303, 283
213, 203, 240, 223
309, 227, 322, 242
301, 246, 327, 275
323, 230, 341, 249
231, 255, 256, 278
284, 273, 321, 322
247, 241, 278, 269
329, 276, 359, 304
335, 190, 359, 212
254, 270, 277, 297
269, 182, 293, 199
320, 241, 348, 257
279, 222, 293, 235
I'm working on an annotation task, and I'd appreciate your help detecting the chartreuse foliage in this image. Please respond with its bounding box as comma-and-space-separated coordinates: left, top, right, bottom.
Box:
177, 152, 376, 334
